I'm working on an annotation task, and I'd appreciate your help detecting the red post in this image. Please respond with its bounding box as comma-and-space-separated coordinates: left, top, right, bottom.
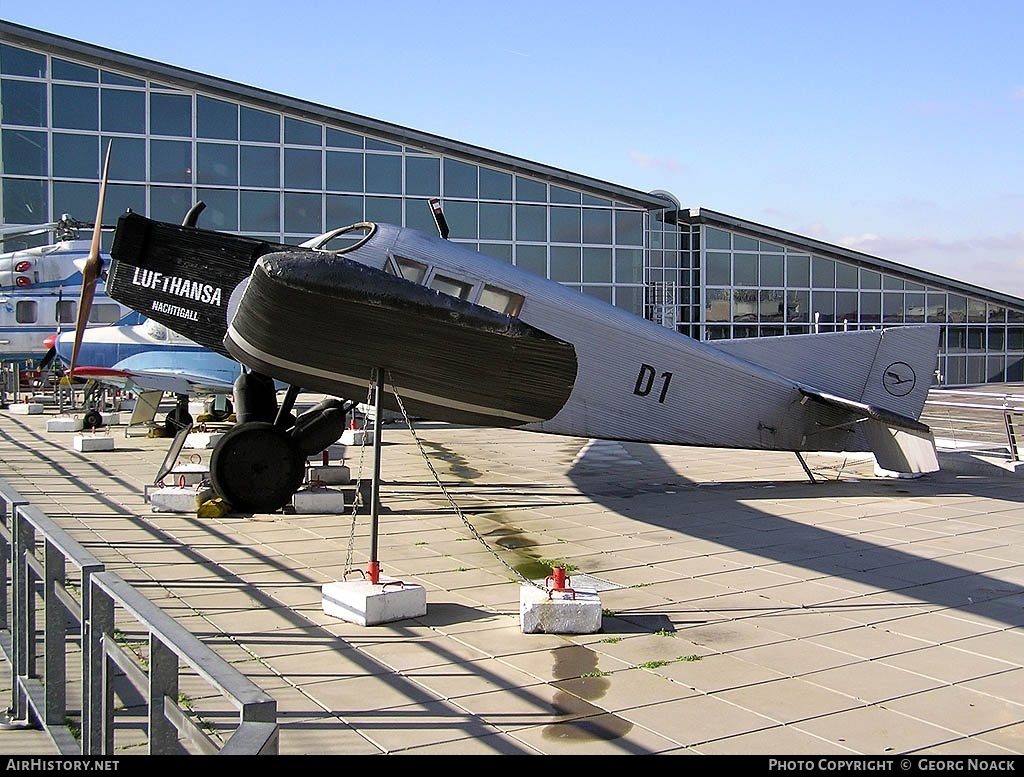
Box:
367, 560, 380, 585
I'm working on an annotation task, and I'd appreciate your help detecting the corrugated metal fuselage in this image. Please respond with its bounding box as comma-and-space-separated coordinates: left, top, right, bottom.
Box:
224, 224, 877, 456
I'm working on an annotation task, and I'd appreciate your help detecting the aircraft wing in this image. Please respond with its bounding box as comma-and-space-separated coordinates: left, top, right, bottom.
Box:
71, 351, 240, 396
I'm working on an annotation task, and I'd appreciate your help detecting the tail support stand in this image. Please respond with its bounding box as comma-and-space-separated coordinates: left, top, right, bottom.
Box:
321, 367, 426, 625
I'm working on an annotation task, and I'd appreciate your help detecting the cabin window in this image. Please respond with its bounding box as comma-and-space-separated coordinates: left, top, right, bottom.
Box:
89, 304, 122, 324
15, 300, 37, 324
478, 285, 524, 316
392, 256, 427, 284
430, 273, 473, 300
56, 300, 77, 324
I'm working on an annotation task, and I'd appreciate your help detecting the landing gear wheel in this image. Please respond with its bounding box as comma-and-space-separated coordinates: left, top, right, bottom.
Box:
210, 422, 306, 514
163, 407, 193, 433
82, 409, 103, 430
206, 399, 234, 423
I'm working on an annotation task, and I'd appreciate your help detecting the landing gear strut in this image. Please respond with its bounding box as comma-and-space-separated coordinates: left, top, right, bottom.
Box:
206, 373, 353, 513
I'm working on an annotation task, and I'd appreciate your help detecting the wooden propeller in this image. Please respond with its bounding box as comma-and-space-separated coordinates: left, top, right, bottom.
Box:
68, 141, 111, 377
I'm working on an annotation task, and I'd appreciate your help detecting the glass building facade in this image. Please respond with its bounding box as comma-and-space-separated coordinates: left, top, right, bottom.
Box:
3, 20, 1023, 387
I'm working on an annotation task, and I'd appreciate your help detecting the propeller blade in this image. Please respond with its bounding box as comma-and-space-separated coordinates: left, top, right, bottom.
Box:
68, 141, 111, 376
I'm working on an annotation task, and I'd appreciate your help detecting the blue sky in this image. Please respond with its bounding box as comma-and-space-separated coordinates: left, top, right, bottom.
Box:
4, 0, 1023, 295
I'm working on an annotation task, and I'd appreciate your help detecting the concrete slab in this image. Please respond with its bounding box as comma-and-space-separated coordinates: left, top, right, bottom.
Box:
322, 577, 427, 626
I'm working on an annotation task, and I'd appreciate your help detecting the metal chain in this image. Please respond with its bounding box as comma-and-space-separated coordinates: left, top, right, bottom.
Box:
385, 371, 544, 590
342, 377, 376, 576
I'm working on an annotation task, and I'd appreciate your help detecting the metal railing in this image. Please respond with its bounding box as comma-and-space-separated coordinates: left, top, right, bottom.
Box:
922, 387, 1024, 462
0, 477, 278, 755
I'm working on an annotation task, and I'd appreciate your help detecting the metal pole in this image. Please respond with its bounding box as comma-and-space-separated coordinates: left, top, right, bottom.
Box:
367, 369, 384, 584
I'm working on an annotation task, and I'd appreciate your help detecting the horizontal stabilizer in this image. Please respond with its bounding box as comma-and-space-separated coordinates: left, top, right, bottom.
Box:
798, 386, 931, 435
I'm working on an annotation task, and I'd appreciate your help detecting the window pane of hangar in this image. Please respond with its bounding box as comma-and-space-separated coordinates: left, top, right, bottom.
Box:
365, 195, 401, 225
812, 256, 835, 288
405, 156, 439, 197
967, 298, 987, 323
760, 255, 784, 286
285, 117, 321, 146
515, 204, 546, 241
1008, 327, 1024, 350
734, 234, 758, 251
444, 200, 477, 239
883, 292, 904, 323
479, 202, 511, 240
285, 147, 321, 190
615, 286, 643, 317
240, 190, 280, 233
4, 177, 44, 224
50, 84, 93, 130
326, 151, 362, 191
734, 253, 757, 286
615, 248, 643, 283
1, 45, 45, 77
197, 143, 237, 186
480, 242, 512, 264
550, 245, 581, 282
515, 244, 546, 277
760, 290, 784, 322
615, 210, 643, 246
105, 136, 145, 181
240, 145, 279, 187
705, 227, 730, 250
551, 185, 580, 205
787, 254, 809, 286
836, 291, 858, 322
283, 191, 320, 234
101, 89, 144, 133
988, 304, 1007, 323
53, 133, 98, 178
705, 253, 730, 285
51, 180, 92, 222
583, 247, 612, 283
786, 290, 809, 322
812, 291, 835, 323
150, 92, 191, 137
197, 187, 239, 231
927, 292, 946, 322
326, 128, 362, 149
149, 186, 192, 223
705, 289, 730, 322
480, 167, 511, 200
583, 208, 612, 244
906, 292, 925, 323
948, 295, 967, 322
860, 268, 881, 289
405, 198, 435, 233
835, 262, 858, 288
196, 95, 238, 140
3, 129, 45, 176
515, 176, 546, 203
365, 153, 401, 194
326, 193, 362, 226
550, 207, 581, 243
988, 327, 1005, 351
861, 291, 881, 323
150, 139, 191, 183
443, 158, 477, 198
241, 106, 279, 142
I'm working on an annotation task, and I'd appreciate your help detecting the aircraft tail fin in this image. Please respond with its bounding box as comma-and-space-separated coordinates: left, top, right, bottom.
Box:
716, 325, 942, 474
107, 213, 289, 358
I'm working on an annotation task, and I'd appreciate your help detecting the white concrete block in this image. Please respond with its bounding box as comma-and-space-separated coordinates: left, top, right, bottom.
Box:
101, 411, 126, 426
184, 431, 224, 449
292, 486, 347, 513
9, 403, 43, 415
520, 584, 603, 634
322, 577, 427, 626
164, 462, 210, 487
147, 485, 215, 513
305, 461, 351, 485
47, 416, 84, 432
340, 428, 374, 446
73, 434, 115, 452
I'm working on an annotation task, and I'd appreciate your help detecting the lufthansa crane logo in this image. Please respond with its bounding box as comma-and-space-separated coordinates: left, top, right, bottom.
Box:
883, 362, 917, 396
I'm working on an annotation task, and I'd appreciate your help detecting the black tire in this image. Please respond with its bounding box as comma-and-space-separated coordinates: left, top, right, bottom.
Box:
210, 422, 306, 513
207, 398, 234, 423
164, 408, 193, 433
82, 409, 103, 430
